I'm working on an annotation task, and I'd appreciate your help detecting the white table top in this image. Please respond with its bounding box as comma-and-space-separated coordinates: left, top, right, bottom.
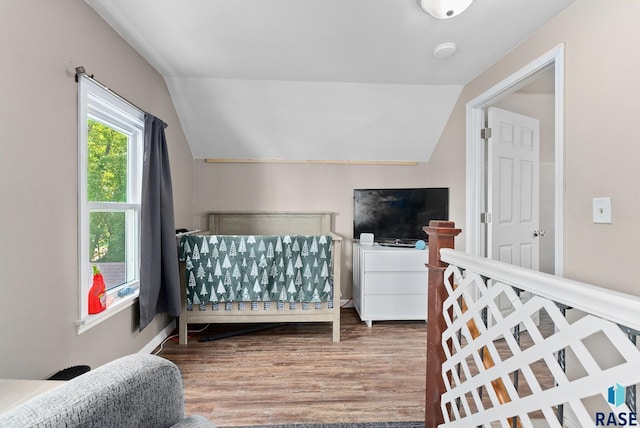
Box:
0, 379, 64, 414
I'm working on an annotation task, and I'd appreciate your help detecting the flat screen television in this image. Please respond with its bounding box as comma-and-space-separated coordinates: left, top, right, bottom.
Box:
353, 187, 449, 244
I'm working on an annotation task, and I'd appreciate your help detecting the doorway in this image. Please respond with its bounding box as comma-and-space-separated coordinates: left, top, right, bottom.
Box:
465, 45, 564, 276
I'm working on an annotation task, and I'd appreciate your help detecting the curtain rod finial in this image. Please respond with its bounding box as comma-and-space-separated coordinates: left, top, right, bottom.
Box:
74, 66, 93, 82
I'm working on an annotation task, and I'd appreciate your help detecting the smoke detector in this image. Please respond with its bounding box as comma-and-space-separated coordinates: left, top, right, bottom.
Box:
433, 42, 457, 59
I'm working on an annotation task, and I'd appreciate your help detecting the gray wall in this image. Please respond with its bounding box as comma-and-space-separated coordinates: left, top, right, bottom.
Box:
0, 0, 194, 379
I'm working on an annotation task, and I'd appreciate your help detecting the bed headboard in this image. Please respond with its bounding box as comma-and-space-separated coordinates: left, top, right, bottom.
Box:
207, 211, 334, 235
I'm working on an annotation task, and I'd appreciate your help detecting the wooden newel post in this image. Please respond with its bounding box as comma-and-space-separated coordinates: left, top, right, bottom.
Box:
424, 220, 461, 428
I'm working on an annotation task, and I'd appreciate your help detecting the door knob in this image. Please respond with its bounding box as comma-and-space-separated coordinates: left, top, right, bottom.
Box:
533, 229, 546, 238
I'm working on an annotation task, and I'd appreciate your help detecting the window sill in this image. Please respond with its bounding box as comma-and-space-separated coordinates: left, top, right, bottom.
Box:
76, 287, 139, 335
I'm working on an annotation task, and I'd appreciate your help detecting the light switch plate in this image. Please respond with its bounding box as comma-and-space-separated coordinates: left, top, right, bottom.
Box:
593, 197, 612, 224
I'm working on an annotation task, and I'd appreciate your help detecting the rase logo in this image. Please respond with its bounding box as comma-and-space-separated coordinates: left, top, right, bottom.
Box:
609, 384, 627, 407
595, 384, 638, 426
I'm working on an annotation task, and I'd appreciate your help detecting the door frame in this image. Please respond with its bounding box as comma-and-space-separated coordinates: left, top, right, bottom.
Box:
465, 44, 565, 276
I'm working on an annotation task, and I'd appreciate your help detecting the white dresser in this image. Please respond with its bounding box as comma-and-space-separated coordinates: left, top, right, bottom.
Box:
352, 242, 428, 327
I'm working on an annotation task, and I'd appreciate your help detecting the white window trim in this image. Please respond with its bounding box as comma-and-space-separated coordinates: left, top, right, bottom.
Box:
76, 75, 144, 334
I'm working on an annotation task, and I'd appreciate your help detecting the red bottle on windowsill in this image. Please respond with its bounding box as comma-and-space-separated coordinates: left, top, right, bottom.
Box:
89, 265, 107, 314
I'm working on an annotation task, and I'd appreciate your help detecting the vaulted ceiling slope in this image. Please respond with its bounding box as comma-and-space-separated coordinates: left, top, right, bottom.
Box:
85, 0, 575, 162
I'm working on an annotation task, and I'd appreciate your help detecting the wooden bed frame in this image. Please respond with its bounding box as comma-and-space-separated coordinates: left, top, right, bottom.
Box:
178, 211, 342, 344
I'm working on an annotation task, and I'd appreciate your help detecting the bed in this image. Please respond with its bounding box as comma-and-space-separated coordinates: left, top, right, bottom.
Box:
178, 211, 342, 344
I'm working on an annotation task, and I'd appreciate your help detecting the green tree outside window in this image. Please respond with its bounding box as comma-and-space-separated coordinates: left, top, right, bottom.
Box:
87, 119, 128, 264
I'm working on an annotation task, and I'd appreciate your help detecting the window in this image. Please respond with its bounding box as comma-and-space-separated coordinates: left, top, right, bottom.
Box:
77, 75, 143, 332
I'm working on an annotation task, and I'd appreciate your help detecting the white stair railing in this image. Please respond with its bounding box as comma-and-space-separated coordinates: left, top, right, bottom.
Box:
438, 249, 640, 428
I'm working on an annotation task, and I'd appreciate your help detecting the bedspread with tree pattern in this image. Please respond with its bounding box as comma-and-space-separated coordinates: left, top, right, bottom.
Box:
179, 234, 333, 310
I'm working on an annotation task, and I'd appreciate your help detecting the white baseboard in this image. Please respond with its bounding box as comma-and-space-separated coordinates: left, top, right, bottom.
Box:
139, 319, 176, 354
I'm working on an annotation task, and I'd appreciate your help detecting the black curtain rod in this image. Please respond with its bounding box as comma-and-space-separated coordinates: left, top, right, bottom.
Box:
74, 66, 168, 129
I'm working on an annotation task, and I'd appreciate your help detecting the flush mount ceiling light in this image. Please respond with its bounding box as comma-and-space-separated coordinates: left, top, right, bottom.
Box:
418, 0, 474, 19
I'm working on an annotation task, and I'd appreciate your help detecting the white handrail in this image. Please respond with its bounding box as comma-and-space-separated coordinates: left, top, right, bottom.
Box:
440, 248, 640, 333
438, 248, 640, 427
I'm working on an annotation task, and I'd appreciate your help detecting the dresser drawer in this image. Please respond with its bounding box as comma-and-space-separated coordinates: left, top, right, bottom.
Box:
363, 294, 427, 320
364, 272, 428, 294
364, 250, 428, 272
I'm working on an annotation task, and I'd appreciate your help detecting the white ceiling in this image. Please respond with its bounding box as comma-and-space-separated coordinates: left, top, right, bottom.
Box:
85, 0, 575, 161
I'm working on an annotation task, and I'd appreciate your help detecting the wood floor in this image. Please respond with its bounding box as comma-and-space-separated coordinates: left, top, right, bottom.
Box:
157, 308, 556, 427
156, 308, 427, 427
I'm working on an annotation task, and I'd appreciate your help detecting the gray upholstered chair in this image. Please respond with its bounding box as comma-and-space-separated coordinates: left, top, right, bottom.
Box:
0, 353, 214, 427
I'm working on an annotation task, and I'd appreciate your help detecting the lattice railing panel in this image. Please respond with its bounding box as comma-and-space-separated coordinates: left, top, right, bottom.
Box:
438, 261, 640, 427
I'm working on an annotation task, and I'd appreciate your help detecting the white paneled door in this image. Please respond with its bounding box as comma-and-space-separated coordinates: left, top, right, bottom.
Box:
487, 107, 540, 270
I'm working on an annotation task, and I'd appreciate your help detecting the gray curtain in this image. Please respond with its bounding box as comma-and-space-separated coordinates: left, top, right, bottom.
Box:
139, 114, 181, 331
